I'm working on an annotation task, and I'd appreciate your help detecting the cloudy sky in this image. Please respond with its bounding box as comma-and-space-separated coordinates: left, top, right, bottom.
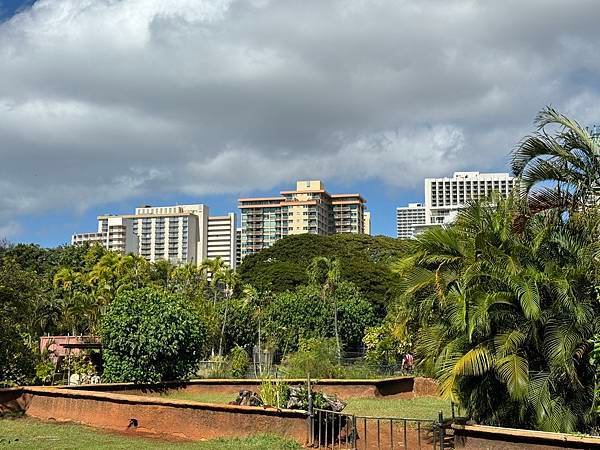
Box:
1, 0, 600, 245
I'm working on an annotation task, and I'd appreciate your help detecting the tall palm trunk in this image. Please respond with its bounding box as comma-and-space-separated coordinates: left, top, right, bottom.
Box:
218, 297, 229, 357
333, 295, 341, 361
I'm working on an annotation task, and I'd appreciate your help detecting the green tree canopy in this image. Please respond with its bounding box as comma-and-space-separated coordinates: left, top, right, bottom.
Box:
239, 233, 406, 315
101, 286, 206, 383
263, 281, 376, 356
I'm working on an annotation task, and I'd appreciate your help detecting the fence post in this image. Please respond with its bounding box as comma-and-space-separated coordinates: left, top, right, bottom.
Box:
437, 411, 445, 450
307, 375, 314, 447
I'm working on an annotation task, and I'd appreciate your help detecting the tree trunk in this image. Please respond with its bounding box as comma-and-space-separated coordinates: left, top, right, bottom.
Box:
218, 297, 229, 357
333, 296, 341, 361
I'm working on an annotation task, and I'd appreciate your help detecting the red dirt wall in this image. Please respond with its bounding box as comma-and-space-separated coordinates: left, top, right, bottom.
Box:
0, 388, 28, 414
21, 388, 308, 443
66, 376, 433, 399
452, 424, 600, 450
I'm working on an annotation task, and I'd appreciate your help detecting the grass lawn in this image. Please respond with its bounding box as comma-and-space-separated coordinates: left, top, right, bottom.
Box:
156, 390, 234, 404
156, 390, 451, 420
343, 396, 452, 419
0, 417, 301, 450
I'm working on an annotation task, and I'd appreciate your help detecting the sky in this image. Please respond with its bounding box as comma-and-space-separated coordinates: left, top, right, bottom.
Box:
2, 0, 600, 247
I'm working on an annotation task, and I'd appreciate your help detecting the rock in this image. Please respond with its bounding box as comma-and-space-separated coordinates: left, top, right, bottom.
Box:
321, 393, 346, 413
231, 390, 264, 407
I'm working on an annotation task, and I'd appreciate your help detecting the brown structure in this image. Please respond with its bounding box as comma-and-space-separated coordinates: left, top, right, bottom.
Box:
452, 424, 600, 449
3, 378, 598, 448
1, 386, 307, 443
64, 376, 437, 399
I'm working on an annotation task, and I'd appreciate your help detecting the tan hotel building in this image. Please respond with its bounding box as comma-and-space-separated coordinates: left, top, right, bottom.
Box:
239, 180, 370, 258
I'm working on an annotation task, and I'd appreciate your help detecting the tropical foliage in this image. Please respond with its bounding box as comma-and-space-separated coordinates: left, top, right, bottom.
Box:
239, 233, 406, 315
281, 338, 342, 379
263, 281, 376, 356
391, 107, 600, 434
101, 287, 206, 383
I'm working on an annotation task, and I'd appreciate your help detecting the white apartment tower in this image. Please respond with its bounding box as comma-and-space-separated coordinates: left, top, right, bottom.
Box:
396, 203, 426, 239
207, 214, 237, 269
397, 172, 516, 239
129, 204, 208, 265
73, 204, 238, 268
363, 211, 372, 235
77, 204, 209, 265
72, 217, 138, 254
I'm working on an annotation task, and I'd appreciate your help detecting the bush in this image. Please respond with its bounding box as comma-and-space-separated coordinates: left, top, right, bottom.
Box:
101, 287, 206, 383
0, 320, 35, 387
363, 323, 411, 370
281, 338, 342, 379
264, 282, 376, 354
260, 378, 290, 408
229, 346, 251, 378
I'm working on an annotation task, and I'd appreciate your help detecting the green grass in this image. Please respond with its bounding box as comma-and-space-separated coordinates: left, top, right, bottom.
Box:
155, 390, 450, 420
154, 390, 234, 404
343, 396, 452, 419
0, 417, 301, 450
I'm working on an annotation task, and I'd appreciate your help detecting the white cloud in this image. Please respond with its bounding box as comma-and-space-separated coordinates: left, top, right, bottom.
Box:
0, 221, 21, 239
1, 0, 600, 227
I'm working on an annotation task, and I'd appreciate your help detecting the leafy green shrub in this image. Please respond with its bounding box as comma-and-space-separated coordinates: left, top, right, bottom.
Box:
264, 282, 375, 354
101, 287, 206, 383
363, 323, 411, 372
34, 355, 55, 385
281, 338, 342, 379
229, 346, 251, 378
260, 378, 290, 408
0, 320, 35, 387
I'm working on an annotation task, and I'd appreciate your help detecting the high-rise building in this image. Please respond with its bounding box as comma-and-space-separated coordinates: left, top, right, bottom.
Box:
239, 180, 368, 258
397, 172, 517, 239
396, 203, 426, 239
72, 216, 138, 254
235, 227, 242, 267
128, 204, 209, 265
72, 204, 213, 264
207, 214, 237, 269
363, 211, 372, 235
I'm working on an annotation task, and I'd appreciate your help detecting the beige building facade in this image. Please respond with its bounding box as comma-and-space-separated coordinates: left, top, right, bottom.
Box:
72, 216, 138, 254
239, 180, 369, 258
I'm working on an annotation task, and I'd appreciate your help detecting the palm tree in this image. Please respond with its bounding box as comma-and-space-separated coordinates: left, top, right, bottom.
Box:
169, 263, 206, 302
393, 196, 599, 433
216, 268, 240, 356
512, 106, 600, 214
307, 257, 342, 360
201, 257, 227, 307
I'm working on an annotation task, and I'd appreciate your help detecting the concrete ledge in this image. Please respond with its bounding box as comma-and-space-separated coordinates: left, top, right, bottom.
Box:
452, 424, 600, 449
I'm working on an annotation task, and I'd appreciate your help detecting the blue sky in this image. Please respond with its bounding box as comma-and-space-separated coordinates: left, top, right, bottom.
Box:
2, 0, 599, 247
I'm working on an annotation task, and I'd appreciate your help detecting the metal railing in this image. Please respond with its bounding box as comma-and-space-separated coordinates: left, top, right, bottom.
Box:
307, 408, 447, 449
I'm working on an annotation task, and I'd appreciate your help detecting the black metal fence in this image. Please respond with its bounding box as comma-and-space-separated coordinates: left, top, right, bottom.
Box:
307, 408, 447, 449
